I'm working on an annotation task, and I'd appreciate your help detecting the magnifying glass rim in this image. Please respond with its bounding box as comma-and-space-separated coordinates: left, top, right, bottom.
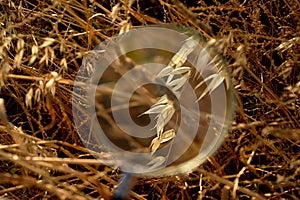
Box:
73, 25, 235, 177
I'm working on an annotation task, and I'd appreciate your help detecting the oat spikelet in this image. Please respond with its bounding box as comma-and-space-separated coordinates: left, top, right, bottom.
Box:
158, 66, 191, 97
149, 129, 176, 154
196, 73, 224, 101
110, 3, 120, 23
169, 36, 198, 68
140, 95, 176, 154
141, 95, 176, 137
25, 88, 34, 109
45, 71, 61, 96
147, 156, 166, 170
40, 38, 55, 48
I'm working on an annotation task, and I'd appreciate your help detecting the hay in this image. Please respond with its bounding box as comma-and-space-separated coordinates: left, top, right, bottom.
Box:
0, 0, 299, 199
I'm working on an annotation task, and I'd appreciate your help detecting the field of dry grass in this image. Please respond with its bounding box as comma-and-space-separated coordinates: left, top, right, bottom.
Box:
0, 0, 299, 199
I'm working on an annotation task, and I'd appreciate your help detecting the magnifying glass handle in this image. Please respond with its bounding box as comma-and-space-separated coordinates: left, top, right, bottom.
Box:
111, 173, 135, 200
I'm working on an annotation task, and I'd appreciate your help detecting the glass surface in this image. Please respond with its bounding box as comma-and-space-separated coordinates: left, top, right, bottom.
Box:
72, 25, 235, 176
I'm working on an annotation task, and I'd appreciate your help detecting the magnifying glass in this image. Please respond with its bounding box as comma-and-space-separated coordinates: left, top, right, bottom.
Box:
72, 25, 234, 199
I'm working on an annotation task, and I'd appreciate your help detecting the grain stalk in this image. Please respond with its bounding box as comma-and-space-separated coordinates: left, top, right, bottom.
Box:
141, 36, 226, 160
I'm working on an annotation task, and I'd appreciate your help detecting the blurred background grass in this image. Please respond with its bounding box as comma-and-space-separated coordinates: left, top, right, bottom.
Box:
0, 0, 299, 199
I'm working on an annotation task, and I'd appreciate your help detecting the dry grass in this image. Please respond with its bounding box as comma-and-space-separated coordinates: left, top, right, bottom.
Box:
0, 0, 299, 199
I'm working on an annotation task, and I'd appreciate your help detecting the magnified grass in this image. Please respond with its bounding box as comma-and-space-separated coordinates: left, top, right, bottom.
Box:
0, 0, 299, 199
